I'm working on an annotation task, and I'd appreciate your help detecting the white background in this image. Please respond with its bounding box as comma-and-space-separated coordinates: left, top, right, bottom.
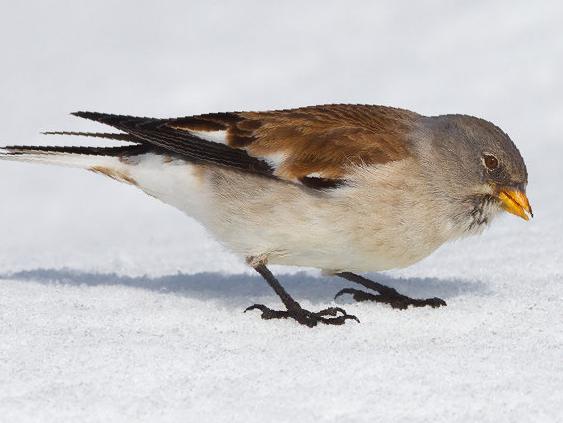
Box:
0, 1, 562, 422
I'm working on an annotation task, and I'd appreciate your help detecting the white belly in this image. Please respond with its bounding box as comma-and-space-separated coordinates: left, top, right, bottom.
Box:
123, 155, 462, 273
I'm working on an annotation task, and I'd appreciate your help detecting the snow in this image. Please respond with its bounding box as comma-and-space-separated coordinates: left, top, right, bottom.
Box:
1, 1, 562, 422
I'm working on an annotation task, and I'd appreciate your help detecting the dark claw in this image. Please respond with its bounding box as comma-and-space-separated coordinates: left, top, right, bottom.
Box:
335, 288, 379, 302
318, 314, 361, 325
244, 304, 290, 320
244, 304, 268, 313
335, 288, 447, 310
315, 307, 347, 317
244, 303, 359, 327
412, 297, 447, 308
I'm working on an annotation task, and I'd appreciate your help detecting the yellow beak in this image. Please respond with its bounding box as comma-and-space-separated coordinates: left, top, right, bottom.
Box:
497, 189, 533, 221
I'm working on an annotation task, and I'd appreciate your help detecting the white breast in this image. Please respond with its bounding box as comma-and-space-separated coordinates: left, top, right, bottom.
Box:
116, 155, 474, 273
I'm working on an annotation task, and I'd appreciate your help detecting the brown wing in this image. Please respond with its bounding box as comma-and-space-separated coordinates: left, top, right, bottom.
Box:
168, 104, 418, 183
69, 104, 419, 188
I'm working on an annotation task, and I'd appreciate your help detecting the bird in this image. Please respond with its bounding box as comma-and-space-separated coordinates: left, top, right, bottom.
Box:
0, 104, 532, 327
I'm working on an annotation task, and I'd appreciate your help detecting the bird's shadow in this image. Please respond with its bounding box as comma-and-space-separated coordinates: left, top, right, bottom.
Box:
1, 268, 490, 309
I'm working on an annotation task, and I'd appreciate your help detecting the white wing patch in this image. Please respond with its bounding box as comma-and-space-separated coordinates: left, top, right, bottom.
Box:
188, 130, 228, 144
262, 152, 287, 169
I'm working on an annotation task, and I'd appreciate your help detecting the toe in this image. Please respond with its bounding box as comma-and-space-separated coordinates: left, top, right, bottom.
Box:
334, 288, 356, 300
244, 304, 269, 313
245, 303, 359, 326
244, 304, 290, 320
335, 288, 379, 302
320, 314, 360, 325
315, 307, 348, 317
427, 297, 447, 307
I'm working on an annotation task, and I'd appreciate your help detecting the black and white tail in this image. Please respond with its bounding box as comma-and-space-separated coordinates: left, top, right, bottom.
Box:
0, 130, 210, 217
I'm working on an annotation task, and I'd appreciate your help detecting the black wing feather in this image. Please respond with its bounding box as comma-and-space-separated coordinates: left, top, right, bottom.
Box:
71, 111, 274, 177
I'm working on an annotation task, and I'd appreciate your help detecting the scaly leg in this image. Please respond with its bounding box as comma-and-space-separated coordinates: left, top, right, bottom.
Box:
245, 262, 359, 327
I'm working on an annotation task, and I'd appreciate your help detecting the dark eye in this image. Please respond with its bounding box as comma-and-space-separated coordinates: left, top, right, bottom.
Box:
483, 154, 499, 170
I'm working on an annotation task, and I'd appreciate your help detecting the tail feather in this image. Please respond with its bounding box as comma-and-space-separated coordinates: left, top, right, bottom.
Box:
42, 131, 140, 142
0, 144, 151, 168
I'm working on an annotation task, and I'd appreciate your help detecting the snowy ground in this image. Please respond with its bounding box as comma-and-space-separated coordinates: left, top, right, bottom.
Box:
1, 1, 562, 422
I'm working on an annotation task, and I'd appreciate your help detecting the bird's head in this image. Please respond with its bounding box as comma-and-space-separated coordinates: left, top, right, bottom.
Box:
418, 114, 532, 230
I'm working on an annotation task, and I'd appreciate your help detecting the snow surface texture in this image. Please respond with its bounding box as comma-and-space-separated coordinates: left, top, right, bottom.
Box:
1, 1, 562, 422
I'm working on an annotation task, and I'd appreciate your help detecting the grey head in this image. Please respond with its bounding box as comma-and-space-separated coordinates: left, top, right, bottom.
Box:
415, 114, 532, 231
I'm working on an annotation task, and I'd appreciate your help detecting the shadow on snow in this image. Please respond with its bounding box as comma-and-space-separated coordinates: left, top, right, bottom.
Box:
1, 268, 489, 307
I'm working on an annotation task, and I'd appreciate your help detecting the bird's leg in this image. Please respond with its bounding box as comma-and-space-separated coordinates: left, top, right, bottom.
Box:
334, 272, 446, 309
244, 261, 359, 327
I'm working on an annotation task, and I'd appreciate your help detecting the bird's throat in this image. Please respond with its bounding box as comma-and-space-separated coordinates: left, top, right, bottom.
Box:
465, 195, 499, 234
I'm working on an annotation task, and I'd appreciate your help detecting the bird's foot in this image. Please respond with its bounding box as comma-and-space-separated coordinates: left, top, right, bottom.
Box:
335, 288, 446, 310
244, 303, 360, 327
